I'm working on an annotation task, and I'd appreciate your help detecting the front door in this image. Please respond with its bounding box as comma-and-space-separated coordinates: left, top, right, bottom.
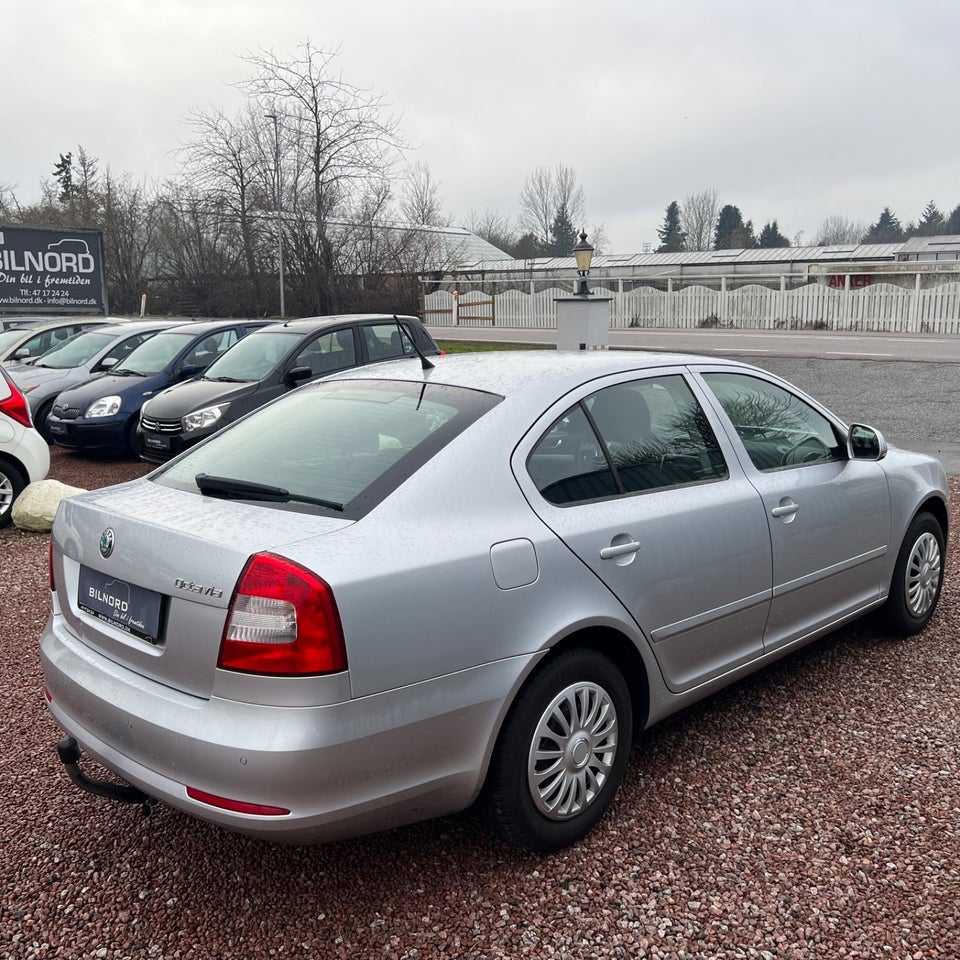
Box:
698, 369, 889, 652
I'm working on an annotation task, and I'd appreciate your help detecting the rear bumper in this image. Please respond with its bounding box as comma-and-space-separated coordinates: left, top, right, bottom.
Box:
41, 614, 531, 843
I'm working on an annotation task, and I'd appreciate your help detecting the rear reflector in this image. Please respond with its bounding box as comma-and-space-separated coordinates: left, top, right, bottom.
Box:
186, 786, 289, 816
218, 552, 347, 676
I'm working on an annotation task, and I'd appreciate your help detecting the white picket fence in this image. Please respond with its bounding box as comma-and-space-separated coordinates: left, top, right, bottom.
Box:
423, 282, 960, 334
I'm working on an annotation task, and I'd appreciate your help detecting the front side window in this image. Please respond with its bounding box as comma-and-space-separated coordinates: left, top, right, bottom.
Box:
702, 372, 844, 471
293, 329, 358, 375
528, 375, 728, 505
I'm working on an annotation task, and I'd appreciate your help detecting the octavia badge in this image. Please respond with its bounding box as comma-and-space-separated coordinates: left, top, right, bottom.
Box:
99, 528, 115, 559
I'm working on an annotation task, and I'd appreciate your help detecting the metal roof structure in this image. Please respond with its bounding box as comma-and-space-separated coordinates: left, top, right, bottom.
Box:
438, 235, 960, 279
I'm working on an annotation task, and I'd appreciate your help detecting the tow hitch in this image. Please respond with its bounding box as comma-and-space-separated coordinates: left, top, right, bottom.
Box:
56, 737, 157, 815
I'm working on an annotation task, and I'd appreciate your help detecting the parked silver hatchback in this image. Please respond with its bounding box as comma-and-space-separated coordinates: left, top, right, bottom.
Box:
41, 351, 948, 851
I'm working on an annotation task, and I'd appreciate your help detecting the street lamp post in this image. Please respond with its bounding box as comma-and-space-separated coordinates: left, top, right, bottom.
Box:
573, 230, 595, 297
265, 112, 286, 319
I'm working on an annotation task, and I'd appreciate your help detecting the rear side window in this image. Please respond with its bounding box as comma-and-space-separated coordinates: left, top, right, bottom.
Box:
362, 322, 419, 362
702, 372, 843, 471
528, 375, 727, 505
155, 379, 502, 518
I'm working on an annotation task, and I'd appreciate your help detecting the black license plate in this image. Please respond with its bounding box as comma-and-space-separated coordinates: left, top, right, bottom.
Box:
144, 434, 170, 450
48, 422, 67, 435
78, 566, 163, 644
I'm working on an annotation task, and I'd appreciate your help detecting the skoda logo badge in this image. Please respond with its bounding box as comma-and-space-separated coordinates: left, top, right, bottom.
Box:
99, 528, 115, 559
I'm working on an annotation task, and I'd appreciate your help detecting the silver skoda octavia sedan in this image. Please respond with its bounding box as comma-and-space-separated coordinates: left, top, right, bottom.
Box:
41, 351, 948, 852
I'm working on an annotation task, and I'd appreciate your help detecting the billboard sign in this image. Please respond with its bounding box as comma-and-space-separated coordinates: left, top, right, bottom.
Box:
0, 224, 108, 314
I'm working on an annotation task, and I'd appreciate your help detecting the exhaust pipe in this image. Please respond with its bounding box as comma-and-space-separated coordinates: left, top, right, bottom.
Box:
56, 737, 156, 812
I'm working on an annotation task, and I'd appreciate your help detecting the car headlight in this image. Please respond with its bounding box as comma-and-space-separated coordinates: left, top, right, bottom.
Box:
85, 396, 122, 418
183, 403, 229, 433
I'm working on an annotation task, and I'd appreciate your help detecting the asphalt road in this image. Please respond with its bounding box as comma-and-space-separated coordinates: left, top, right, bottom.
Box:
431, 325, 960, 475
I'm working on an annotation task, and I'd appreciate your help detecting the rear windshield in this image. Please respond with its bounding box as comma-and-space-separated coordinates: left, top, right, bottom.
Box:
153, 379, 502, 518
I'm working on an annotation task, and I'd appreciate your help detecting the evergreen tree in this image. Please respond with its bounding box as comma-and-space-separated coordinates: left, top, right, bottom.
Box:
656, 200, 686, 253
864, 207, 903, 243
512, 232, 551, 259
917, 200, 945, 236
713, 204, 745, 249
758, 220, 791, 248
549, 203, 579, 256
53, 152, 73, 204
946, 204, 960, 235
730, 219, 758, 249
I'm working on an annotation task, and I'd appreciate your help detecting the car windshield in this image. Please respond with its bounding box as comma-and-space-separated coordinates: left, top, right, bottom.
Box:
113, 331, 196, 376
0, 329, 30, 354
32, 330, 116, 368
202, 330, 300, 382
154, 379, 502, 518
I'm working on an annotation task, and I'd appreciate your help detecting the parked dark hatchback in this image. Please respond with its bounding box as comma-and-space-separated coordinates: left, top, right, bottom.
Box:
138, 313, 441, 463
47, 319, 267, 455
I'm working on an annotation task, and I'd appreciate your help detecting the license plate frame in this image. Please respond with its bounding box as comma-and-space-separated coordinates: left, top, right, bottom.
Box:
78, 565, 164, 644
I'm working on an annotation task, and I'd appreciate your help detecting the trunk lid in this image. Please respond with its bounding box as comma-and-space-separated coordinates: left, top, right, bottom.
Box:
53, 477, 353, 698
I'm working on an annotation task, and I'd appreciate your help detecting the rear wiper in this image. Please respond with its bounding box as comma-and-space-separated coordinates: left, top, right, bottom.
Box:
195, 473, 344, 511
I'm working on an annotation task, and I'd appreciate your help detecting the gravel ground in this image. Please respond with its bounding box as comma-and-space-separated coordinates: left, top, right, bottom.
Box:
1, 448, 958, 959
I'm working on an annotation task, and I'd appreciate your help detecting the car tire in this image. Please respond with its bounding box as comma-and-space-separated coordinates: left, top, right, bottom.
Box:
481, 647, 632, 853
35, 399, 55, 443
0, 457, 26, 529
124, 418, 141, 458
880, 512, 945, 636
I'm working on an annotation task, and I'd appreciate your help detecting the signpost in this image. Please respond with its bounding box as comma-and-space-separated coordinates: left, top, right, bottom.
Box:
0, 224, 108, 315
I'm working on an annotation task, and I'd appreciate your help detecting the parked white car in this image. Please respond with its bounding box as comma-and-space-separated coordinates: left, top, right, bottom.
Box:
0, 365, 49, 526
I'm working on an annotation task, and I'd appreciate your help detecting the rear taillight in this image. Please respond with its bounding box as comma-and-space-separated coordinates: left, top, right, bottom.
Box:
0, 377, 32, 428
218, 552, 346, 676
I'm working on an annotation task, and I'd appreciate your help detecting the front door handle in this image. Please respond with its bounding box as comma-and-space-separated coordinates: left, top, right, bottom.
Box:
600, 540, 642, 560
771, 499, 800, 519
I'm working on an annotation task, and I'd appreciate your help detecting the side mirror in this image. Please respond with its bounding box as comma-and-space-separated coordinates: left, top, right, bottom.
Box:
13, 347, 31, 359
284, 365, 313, 387
98, 356, 119, 370
847, 423, 887, 461
177, 364, 202, 380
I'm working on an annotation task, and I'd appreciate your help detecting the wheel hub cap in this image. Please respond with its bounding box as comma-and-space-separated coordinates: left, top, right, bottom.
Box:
906, 532, 941, 618
527, 681, 619, 821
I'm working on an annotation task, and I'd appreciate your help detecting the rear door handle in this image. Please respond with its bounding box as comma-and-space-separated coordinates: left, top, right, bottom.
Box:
771, 500, 800, 519
600, 540, 642, 560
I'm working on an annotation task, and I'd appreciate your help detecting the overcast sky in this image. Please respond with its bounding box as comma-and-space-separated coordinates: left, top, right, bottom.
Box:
5, 0, 959, 252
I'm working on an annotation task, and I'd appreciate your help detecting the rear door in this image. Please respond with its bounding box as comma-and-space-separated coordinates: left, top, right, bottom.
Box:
697, 369, 889, 652
515, 369, 773, 694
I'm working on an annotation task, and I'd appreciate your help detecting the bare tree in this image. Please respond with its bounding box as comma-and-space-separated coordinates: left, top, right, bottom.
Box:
518, 164, 586, 247
179, 104, 273, 312
400, 161, 448, 227
681, 188, 720, 251
468, 208, 517, 255
240, 42, 409, 314
100, 171, 163, 313
813, 215, 867, 245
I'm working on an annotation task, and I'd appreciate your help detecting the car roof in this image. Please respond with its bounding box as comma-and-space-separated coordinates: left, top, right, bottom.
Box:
255, 313, 422, 335
329, 349, 755, 403
148, 319, 260, 336
83, 319, 186, 338
1, 317, 122, 335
